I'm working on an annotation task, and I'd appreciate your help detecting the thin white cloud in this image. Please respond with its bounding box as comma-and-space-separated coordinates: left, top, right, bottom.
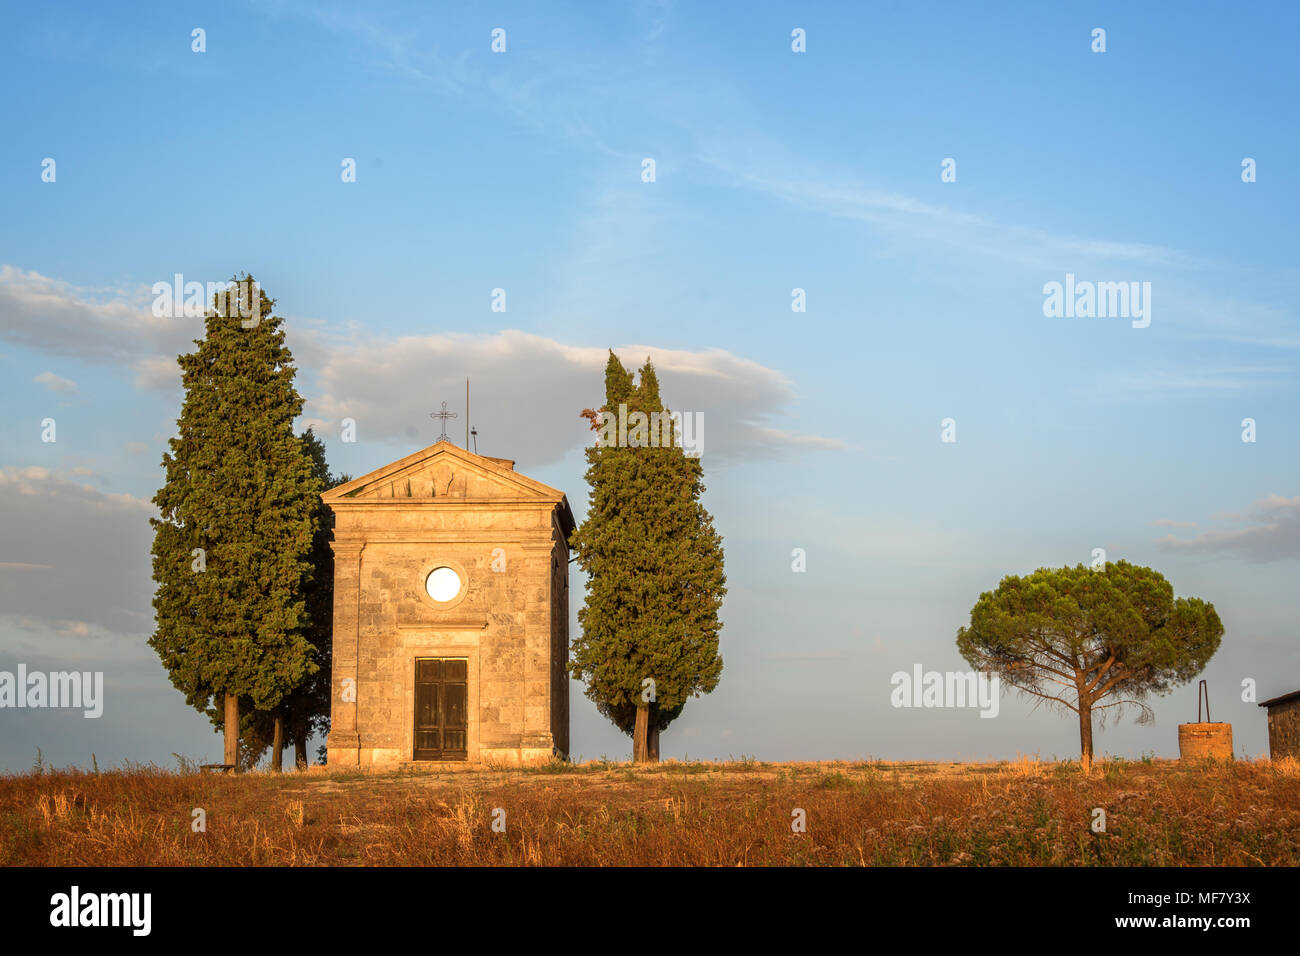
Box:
1091, 363, 1294, 399
695, 157, 1199, 273
747, 426, 846, 451
1157, 495, 1300, 563
33, 370, 77, 393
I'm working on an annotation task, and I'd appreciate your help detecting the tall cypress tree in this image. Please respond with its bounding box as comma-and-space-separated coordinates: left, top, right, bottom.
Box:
570, 351, 726, 763
149, 276, 322, 769
240, 432, 349, 771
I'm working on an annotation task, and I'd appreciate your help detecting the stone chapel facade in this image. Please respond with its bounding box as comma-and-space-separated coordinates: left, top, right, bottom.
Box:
322, 440, 574, 767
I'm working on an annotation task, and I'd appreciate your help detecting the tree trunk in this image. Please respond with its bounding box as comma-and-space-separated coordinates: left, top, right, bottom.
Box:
1079, 699, 1094, 774
647, 720, 660, 762
271, 713, 284, 773
633, 705, 651, 763
223, 693, 239, 770
294, 736, 307, 770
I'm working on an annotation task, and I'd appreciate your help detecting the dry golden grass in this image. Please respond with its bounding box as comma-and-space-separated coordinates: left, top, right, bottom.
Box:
3, 756, 1298, 866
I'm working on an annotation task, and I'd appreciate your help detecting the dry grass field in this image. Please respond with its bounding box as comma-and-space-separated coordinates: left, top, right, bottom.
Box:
3, 756, 1298, 866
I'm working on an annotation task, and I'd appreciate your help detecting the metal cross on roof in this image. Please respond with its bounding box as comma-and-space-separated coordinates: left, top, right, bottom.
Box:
431, 401, 458, 442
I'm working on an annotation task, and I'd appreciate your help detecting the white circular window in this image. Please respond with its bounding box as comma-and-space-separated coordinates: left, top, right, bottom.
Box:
425, 566, 462, 602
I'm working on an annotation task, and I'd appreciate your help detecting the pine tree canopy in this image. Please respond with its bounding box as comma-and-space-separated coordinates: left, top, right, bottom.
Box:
956, 560, 1223, 752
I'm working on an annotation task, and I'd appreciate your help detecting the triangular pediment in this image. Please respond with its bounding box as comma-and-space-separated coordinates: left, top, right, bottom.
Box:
323, 440, 566, 504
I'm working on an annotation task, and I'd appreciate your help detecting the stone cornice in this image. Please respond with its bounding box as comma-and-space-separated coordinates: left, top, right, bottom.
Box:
333, 532, 556, 546
396, 620, 488, 631
328, 496, 565, 510
329, 541, 367, 556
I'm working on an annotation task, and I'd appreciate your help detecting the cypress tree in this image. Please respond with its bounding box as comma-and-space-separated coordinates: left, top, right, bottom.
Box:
149, 276, 322, 769
239, 433, 349, 771
570, 351, 726, 763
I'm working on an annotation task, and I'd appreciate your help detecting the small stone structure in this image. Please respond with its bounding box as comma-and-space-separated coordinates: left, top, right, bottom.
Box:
1177, 722, 1233, 759
323, 440, 574, 768
1259, 690, 1300, 761
1177, 680, 1233, 759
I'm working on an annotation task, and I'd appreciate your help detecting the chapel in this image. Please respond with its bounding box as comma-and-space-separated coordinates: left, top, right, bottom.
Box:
322, 440, 574, 766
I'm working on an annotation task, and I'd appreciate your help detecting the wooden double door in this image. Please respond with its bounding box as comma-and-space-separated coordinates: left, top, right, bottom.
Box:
414, 657, 468, 760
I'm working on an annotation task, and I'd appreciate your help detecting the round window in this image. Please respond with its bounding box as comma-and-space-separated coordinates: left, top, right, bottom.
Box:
425, 566, 462, 602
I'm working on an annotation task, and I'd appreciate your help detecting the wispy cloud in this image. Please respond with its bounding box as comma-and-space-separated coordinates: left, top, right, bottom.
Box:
1091, 363, 1295, 399
696, 156, 1199, 273
250, 0, 1297, 363
1157, 494, 1300, 563
33, 370, 77, 393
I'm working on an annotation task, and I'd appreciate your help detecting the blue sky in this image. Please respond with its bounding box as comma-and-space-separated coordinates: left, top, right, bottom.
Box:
1, 0, 1297, 770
